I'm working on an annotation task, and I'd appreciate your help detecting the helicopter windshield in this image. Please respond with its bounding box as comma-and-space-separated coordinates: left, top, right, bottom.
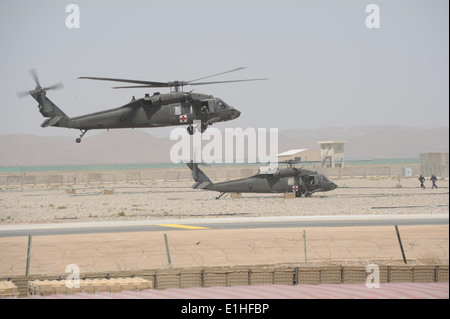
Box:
216, 99, 231, 109
320, 175, 331, 183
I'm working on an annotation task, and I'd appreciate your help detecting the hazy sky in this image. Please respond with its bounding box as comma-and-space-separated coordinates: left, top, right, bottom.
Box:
0, 0, 448, 138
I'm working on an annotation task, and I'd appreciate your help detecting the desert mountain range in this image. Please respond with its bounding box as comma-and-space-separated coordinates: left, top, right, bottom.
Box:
0, 125, 448, 167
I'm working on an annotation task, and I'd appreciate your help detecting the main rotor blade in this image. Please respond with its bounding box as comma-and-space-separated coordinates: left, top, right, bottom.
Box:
79, 69, 267, 90
111, 85, 169, 89
78, 76, 168, 87
188, 67, 246, 83
188, 78, 268, 86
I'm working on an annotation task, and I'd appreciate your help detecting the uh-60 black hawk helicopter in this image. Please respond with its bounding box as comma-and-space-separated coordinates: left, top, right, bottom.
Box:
17, 68, 266, 143
187, 160, 338, 199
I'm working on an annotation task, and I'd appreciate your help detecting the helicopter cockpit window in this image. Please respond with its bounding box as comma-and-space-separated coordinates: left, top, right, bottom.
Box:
320, 175, 331, 183
217, 99, 230, 109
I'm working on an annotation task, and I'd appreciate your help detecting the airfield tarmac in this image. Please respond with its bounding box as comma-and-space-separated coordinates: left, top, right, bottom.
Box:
0, 177, 448, 276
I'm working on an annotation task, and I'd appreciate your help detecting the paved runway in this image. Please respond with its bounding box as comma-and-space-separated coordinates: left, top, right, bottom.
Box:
0, 214, 447, 237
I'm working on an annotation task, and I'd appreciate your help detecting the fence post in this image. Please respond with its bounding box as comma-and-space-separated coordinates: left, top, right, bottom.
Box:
25, 234, 32, 277
394, 225, 408, 264
201, 269, 205, 287
164, 233, 172, 268
434, 265, 438, 283
387, 266, 391, 282
303, 230, 307, 265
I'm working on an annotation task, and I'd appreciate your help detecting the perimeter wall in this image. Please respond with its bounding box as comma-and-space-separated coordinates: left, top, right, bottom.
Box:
420, 153, 449, 178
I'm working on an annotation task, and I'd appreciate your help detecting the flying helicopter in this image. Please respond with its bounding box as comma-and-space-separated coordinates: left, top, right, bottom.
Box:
17, 68, 266, 143
186, 160, 338, 199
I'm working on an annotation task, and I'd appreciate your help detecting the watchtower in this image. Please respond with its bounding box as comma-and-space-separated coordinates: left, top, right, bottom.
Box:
318, 141, 346, 168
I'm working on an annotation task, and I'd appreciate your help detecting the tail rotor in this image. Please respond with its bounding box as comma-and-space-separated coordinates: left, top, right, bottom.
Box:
17, 69, 64, 99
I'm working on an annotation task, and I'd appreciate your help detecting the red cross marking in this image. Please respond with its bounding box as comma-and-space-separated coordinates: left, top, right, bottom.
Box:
179, 115, 187, 123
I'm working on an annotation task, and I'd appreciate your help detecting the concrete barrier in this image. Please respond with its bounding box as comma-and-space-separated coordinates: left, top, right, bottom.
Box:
28, 277, 153, 296
0, 281, 19, 298
420, 153, 449, 178
2, 263, 448, 297
48, 175, 63, 185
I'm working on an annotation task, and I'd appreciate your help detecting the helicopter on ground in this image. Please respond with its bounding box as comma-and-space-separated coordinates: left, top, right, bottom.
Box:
17, 68, 266, 143
186, 160, 338, 199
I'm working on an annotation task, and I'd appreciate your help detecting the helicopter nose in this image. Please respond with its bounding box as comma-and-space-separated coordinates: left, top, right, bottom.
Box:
329, 182, 337, 190
231, 109, 241, 119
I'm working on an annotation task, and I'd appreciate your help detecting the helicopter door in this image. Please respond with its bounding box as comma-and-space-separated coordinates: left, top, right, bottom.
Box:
182, 102, 192, 115
172, 103, 188, 125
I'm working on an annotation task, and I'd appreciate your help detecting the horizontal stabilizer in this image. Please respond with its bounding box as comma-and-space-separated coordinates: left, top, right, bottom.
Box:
187, 162, 214, 191
192, 182, 211, 189
41, 116, 63, 128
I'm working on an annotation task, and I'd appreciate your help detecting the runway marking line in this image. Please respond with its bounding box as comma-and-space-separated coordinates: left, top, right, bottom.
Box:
157, 224, 210, 230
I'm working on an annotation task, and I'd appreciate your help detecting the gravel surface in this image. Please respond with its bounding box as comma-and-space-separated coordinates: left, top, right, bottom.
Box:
1, 177, 448, 224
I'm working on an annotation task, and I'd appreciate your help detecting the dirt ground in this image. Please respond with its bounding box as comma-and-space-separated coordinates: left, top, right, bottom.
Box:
0, 225, 448, 277
0, 177, 448, 224
0, 177, 448, 277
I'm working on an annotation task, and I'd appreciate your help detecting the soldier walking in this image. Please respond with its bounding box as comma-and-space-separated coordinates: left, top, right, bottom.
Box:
418, 175, 425, 189
430, 174, 438, 189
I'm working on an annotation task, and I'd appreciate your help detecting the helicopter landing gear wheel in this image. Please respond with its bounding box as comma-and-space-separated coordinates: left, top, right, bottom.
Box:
76, 130, 88, 143
187, 125, 194, 135
187, 124, 207, 135
304, 191, 312, 197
